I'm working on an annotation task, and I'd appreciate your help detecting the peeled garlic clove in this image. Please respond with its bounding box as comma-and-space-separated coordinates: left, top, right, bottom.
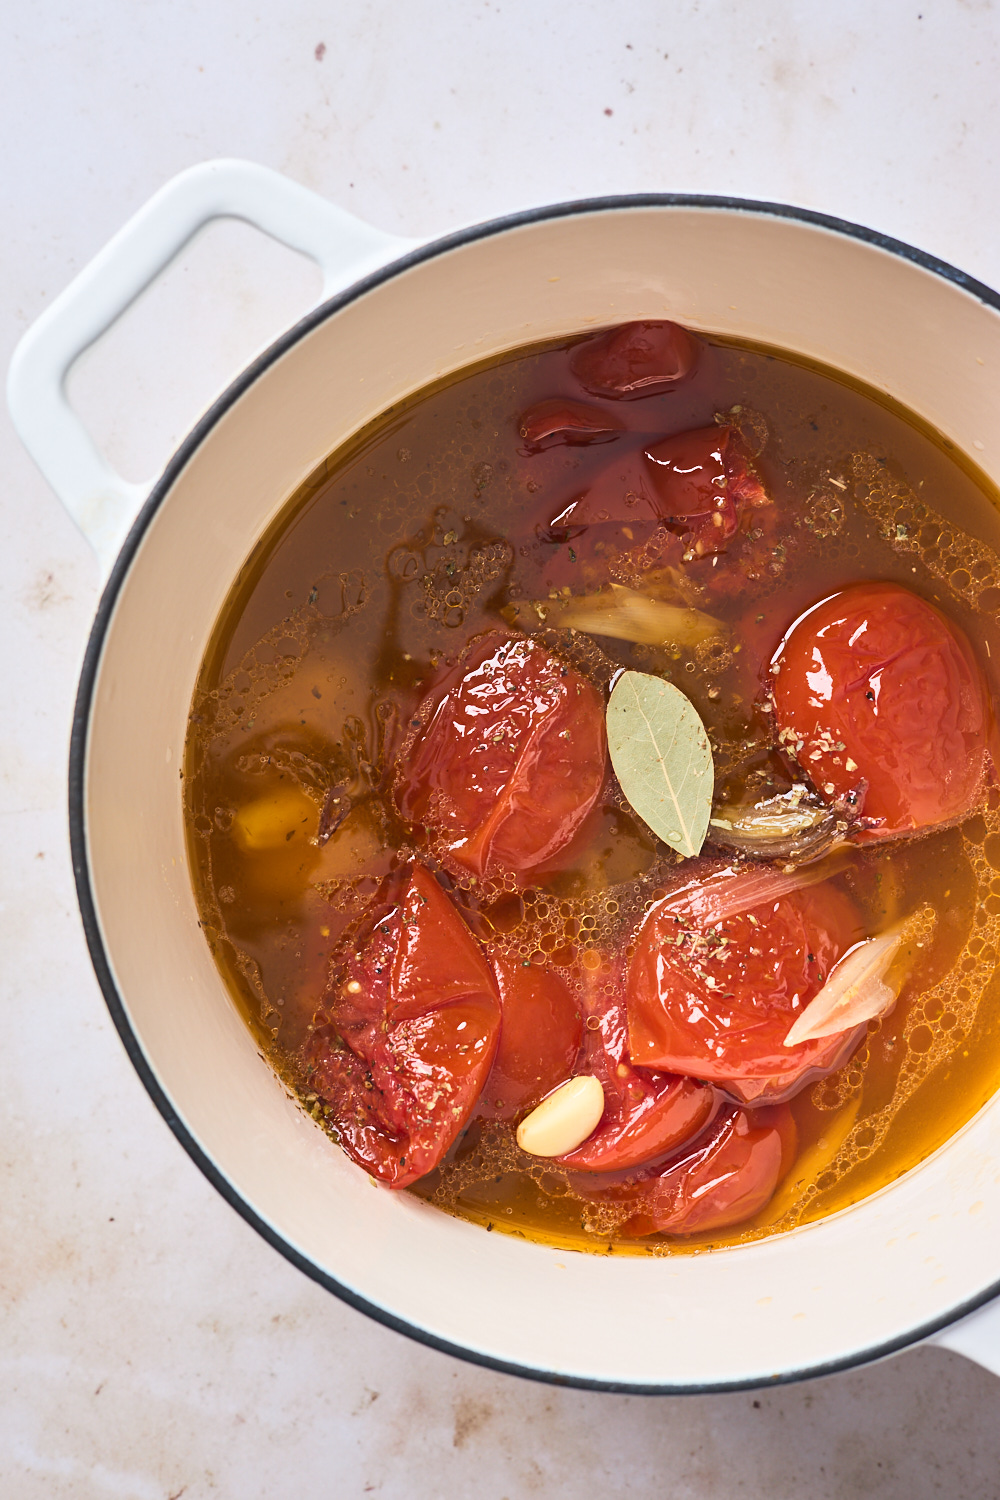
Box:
516, 1075, 605, 1158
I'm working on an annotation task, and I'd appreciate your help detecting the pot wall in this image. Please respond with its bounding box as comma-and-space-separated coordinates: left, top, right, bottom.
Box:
81, 202, 1000, 1388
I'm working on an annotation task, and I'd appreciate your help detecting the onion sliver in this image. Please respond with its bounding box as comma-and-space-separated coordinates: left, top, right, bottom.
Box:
504, 584, 725, 648
656, 858, 841, 929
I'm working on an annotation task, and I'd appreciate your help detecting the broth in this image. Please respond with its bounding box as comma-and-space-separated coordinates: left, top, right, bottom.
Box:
184, 326, 1000, 1254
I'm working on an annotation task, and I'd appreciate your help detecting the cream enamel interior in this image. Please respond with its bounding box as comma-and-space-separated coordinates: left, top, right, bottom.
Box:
83, 204, 1000, 1388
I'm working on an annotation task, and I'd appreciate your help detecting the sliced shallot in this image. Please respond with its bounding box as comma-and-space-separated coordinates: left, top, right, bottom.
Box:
708, 787, 843, 864
782, 919, 917, 1048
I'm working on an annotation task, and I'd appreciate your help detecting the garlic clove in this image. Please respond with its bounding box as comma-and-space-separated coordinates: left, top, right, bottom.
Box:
516, 1075, 605, 1158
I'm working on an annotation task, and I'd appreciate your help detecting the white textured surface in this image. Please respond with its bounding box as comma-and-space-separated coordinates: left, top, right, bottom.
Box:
4, 2, 1000, 1496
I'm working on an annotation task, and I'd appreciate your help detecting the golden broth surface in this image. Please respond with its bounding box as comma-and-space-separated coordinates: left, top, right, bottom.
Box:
184, 331, 1000, 1254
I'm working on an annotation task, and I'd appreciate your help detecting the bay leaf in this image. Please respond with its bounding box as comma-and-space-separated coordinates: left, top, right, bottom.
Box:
606, 670, 714, 858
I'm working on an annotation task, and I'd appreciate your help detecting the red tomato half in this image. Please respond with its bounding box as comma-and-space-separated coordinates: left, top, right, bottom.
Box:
517, 399, 624, 453
477, 951, 583, 1120
772, 582, 988, 838
645, 425, 766, 524
395, 635, 607, 881
615, 1104, 797, 1236
303, 863, 500, 1187
627, 872, 866, 1103
543, 425, 767, 560
555, 959, 716, 1173
541, 443, 659, 543
569, 321, 699, 398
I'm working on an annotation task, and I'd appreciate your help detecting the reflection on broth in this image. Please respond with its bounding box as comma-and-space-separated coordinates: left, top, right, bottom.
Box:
184, 323, 1000, 1254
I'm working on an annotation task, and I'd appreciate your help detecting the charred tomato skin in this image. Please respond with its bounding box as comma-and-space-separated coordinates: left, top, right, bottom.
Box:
303, 863, 500, 1188
394, 634, 607, 882
626, 874, 867, 1101
772, 581, 989, 838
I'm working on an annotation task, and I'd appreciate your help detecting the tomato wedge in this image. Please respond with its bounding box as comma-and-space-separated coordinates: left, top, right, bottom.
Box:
615, 1103, 797, 1236
543, 425, 767, 559
626, 871, 867, 1104
540, 442, 658, 544
647, 424, 768, 532
303, 863, 500, 1187
569, 320, 699, 398
772, 582, 989, 838
552, 957, 716, 1172
517, 398, 624, 453
395, 635, 607, 881
477, 951, 583, 1121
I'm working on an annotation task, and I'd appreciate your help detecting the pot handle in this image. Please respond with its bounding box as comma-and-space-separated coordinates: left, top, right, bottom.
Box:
6, 158, 418, 576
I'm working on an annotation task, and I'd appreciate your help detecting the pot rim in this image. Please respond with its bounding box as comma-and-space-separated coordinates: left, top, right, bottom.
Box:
69, 190, 1000, 1394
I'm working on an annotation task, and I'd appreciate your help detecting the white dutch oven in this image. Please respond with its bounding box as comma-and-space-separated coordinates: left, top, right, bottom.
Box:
11, 159, 1000, 1391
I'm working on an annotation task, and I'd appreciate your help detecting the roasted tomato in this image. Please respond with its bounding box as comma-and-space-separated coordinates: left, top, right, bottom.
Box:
555, 957, 716, 1172
646, 424, 768, 535
626, 871, 867, 1104
543, 425, 767, 560
540, 442, 660, 544
303, 863, 500, 1187
517, 398, 624, 453
477, 951, 583, 1120
615, 1103, 797, 1236
395, 635, 607, 881
569, 320, 699, 398
772, 582, 989, 838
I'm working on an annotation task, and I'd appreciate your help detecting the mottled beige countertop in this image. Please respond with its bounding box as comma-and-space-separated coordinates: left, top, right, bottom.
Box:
4, 3, 1000, 1495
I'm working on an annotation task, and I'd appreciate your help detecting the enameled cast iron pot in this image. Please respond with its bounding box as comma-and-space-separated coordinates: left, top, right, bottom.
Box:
11, 160, 1000, 1391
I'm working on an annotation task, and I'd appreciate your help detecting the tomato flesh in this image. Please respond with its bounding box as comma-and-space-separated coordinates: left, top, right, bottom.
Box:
772, 582, 988, 837
395, 635, 607, 880
568, 320, 699, 398
303, 863, 500, 1187
541, 441, 658, 544
543, 425, 767, 560
517, 398, 624, 453
615, 1103, 797, 1236
626, 871, 866, 1103
646, 424, 764, 523
555, 960, 716, 1173
478, 951, 583, 1121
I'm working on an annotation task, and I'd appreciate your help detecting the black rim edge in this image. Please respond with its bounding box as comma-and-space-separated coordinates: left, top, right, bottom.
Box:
69, 190, 1000, 1395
